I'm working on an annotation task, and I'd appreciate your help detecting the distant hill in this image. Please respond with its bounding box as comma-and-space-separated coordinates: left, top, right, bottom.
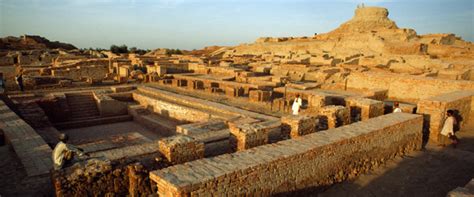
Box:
0, 35, 77, 51
183, 46, 225, 56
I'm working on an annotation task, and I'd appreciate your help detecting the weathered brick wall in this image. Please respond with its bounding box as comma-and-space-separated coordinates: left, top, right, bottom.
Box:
158, 135, 205, 164
281, 115, 318, 138
417, 91, 473, 142
0, 100, 52, 177
229, 120, 281, 151
318, 105, 350, 129
150, 113, 423, 196
93, 92, 128, 117
345, 97, 384, 121
133, 92, 218, 122
347, 72, 474, 102
51, 65, 108, 81
135, 86, 278, 122
52, 142, 168, 196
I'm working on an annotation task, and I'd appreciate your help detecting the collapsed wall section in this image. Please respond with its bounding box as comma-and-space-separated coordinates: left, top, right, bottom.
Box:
150, 113, 423, 196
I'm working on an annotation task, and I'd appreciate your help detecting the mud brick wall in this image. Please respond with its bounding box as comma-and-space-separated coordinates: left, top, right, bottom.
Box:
176, 119, 227, 135
229, 120, 281, 151
345, 97, 384, 121
0, 100, 52, 177
417, 91, 473, 142
347, 72, 474, 102
249, 90, 272, 102
308, 94, 326, 109
318, 105, 350, 129
281, 115, 319, 138
52, 142, 168, 196
133, 91, 218, 122
224, 86, 244, 97
51, 65, 108, 81
159, 135, 205, 164
136, 86, 278, 122
150, 113, 423, 196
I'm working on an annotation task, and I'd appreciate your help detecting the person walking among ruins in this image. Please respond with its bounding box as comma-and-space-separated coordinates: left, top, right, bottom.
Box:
0, 73, 5, 92
292, 94, 303, 115
15, 65, 24, 91
52, 133, 87, 170
439, 109, 459, 148
393, 102, 402, 113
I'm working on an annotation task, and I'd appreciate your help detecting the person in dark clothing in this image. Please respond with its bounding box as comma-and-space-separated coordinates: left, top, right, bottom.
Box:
15, 67, 24, 91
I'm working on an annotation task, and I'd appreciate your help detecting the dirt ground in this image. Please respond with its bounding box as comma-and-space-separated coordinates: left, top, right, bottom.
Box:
319, 125, 474, 197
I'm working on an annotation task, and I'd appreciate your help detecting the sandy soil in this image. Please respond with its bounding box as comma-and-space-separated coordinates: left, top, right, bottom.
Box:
319, 126, 474, 197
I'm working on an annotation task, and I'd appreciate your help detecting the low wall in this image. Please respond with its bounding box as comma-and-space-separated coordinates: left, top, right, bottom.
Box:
417, 91, 473, 142
0, 100, 52, 177
51, 65, 108, 81
93, 92, 128, 117
133, 92, 219, 122
346, 72, 474, 102
150, 113, 423, 196
138, 85, 278, 121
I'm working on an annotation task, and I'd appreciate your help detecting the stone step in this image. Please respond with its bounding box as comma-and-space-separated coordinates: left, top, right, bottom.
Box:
68, 104, 98, 109
71, 111, 99, 116
54, 115, 133, 129
71, 111, 100, 116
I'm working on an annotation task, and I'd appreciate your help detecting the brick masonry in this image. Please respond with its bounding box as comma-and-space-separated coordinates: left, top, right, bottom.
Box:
158, 135, 205, 165
281, 115, 319, 138
416, 91, 473, 142
0, 100, 53, 177
229, 120, 281, 151
345, 97, 384, 122
134, 86, 278, 122
318, 105, 350, 129
150, 113, 423, 196
346, 71, 474, 102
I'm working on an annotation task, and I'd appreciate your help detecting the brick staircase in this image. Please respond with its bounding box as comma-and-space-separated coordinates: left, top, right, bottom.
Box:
66, 92, 100, 120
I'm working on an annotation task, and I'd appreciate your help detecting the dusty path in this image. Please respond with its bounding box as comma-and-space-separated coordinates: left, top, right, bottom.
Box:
320, 127, 474, 197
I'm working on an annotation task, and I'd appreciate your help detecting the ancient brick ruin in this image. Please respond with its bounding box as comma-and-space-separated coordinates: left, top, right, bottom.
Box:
0, 6, 473, 197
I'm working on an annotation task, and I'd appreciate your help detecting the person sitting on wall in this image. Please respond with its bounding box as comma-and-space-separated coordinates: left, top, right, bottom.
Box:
292, 94, 303, 115
393, 102, 402, 113
439, 109, 459, 148
52, 133, 87, 170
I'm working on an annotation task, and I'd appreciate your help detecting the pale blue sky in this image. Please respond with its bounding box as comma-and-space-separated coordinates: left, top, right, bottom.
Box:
0, 0, 473, 50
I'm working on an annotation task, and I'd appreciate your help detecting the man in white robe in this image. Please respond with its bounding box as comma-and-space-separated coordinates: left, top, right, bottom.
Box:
292, 94, 302, 115
52, 133, 86, 170
440, 110, 457, 147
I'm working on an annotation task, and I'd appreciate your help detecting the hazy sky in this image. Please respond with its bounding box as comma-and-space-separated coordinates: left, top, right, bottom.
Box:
0, 0, 473, 50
